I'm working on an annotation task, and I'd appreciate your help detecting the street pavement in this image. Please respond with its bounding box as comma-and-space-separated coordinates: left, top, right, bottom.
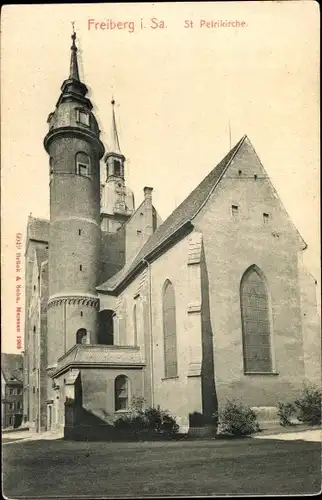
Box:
253, 428, 321, 442
2, 425, 321, 445
2, 426, 321, 497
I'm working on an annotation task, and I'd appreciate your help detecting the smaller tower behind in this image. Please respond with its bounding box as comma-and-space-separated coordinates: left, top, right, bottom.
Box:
101, 100, 135, 232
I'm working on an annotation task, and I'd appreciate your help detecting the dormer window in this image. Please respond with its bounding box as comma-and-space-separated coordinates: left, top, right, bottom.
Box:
76, 152, 90, 177
76, 109, 90, 127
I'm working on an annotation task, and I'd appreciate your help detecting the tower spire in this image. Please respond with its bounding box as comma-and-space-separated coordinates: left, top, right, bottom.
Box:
110, 99, 122, 154
69, 23, 80, 81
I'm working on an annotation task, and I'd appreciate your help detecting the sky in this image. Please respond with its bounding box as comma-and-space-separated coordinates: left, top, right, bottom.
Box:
1, 2, 320, 353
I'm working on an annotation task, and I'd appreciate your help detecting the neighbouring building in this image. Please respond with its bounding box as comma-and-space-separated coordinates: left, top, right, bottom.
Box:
23, 31, 321, 438
1, 353, 24, 429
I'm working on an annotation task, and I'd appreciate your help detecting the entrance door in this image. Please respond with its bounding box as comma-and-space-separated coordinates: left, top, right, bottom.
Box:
48, 405, 52, 431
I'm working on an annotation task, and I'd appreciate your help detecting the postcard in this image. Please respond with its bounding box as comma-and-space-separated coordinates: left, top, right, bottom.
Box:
1, 2, 320, 498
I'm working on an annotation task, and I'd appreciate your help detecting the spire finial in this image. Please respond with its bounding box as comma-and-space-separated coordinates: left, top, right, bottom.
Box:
69, 22, 80, 80
110, 98, 121, 154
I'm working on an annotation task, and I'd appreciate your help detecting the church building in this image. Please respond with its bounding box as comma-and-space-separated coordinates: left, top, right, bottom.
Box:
23, 31, 320, 438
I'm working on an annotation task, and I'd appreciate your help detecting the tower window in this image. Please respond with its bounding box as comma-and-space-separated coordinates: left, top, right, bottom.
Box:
263, 213, 269, 224
76, 109, 90, 126
80, 265, 83, 271
114, 160, 121, 177
80, 311, 83, 317
76, 152, 90, 177
231, 205, 239, 216
238, 170, 242, 176
76, 328, 87, 345
78, 229, 81, 236
254, 174, 258, 180
78, 163, 89, 176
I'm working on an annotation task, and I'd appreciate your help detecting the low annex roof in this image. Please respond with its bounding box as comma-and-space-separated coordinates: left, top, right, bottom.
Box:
97, 135, 246, 293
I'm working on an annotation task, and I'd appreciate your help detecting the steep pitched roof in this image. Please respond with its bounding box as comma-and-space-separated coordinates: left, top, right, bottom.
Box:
97, 135, 246, 292
1, 353, 23, 383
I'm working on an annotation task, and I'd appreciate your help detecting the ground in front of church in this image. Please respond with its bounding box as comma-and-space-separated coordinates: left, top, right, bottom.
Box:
2, 428, 321, 497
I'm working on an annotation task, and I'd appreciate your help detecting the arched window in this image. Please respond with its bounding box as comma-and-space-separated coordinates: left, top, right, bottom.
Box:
76, 152, 90, 177
76, 328, 87, 345
98, 310, 114, 345
33, 326, 36, 369
115, 375, 129, 411
240, 266, 273, 373
162, 280, 178, 378
114, 160, 121, 177
133, 303, 138, 345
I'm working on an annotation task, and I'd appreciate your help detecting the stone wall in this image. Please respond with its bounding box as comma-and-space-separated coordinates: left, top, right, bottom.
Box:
194, 136, 306, 407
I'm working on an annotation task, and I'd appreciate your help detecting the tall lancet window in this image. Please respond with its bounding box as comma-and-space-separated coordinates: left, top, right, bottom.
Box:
162, 280, 178, 378
240, 266, 273, 373
133, 303, 138, 345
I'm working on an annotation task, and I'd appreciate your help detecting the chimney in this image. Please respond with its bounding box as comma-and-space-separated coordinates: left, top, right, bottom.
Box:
143, 186, 153, 202
143, 187, 153, 238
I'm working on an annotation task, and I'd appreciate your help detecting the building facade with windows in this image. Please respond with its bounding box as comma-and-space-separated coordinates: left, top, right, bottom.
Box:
1, 354, 24, 429
23, 32, 320, 437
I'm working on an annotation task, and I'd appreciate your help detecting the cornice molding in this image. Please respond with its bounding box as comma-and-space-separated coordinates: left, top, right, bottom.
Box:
44, 126, 105, 159
48, 295, 99, 309
52, 361, 145, 379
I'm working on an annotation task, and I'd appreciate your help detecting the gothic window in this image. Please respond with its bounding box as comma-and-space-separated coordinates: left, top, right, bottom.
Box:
33, 326, 36, 369
162, 280, 178, 378
76, 152, 90, 177
133, 303, 138, 345
76, 328, 87, 345
115, 375, 129, 411
240, 266, 273, 373
76, 109, 90, 127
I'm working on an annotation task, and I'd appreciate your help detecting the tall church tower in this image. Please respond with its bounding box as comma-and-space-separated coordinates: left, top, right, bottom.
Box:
100, 100, 134, 232
44, 31, 105, 371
